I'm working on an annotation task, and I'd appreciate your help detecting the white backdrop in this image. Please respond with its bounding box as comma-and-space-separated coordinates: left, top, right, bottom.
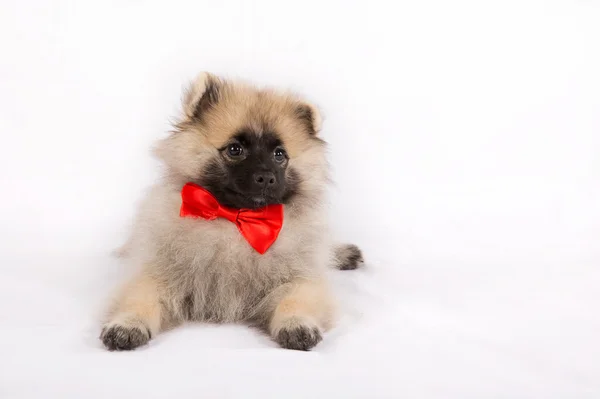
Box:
1, 1, 598, 398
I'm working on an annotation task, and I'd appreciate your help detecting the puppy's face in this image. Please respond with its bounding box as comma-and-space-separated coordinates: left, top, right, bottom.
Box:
203, 130, 295, 209
155, 73, 328, 210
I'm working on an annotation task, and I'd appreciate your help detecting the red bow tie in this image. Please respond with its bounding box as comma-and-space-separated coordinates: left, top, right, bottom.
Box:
179, 183, 283, 254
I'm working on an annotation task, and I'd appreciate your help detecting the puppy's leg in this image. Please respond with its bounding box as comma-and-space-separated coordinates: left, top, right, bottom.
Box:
332, 243, 364, 270
100, 272, 162, 351
269, 279, 335, 351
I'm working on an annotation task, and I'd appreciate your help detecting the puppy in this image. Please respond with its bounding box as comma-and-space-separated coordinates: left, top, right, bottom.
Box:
100, 72, 363, 351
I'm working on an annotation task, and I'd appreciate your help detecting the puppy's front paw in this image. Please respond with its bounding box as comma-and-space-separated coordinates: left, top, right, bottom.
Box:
334, 244, 364, 270
274, 319, 322, 351
100, 321, 151, 351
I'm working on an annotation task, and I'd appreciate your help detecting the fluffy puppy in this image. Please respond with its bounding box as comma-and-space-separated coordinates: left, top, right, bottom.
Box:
100, 72, 363, 351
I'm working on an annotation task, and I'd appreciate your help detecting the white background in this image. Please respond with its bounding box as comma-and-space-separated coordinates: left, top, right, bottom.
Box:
1, 1, 598, 398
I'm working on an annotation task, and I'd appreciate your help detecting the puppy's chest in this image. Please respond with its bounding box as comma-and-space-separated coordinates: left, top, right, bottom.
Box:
168, 217, 311, 284
160, 218, 314, 321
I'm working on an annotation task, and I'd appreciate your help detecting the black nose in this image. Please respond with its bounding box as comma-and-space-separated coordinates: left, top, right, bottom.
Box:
253, 172, 276, 188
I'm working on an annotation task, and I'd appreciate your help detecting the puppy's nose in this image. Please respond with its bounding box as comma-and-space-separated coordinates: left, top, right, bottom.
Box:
253, 172, 276, 188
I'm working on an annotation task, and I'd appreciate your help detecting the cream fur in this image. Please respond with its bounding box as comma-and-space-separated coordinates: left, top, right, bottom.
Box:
100, 73, 360, 351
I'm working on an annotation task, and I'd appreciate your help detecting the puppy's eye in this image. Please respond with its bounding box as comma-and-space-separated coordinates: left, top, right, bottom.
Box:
274, 148, 286, 163
227, 143, 243, 157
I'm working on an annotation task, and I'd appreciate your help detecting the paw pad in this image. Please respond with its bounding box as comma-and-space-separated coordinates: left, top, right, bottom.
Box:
276, 325, 322, 351
100, 324, 151, 351
336, 244, 364, 270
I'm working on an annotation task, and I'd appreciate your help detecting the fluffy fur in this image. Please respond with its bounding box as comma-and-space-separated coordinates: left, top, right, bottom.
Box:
101, 72, 362, 351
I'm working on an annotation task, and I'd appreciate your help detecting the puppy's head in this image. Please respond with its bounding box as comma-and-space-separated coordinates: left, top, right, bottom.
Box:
155, 72, 328, 210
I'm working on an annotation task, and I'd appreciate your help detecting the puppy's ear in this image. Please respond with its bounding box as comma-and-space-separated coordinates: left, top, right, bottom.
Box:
183, 72, 221, 120
295, 102, 322, 135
